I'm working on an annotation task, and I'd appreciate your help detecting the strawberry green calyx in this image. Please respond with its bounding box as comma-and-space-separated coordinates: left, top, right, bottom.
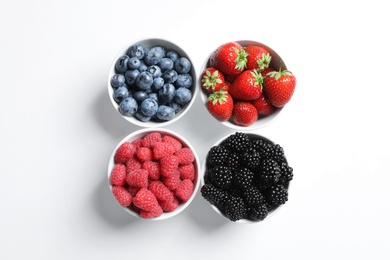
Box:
202, 70, 223, 90
266, 69, 293, 81
234, 48, 248, 70
257, 53, 272, 70
208, 90, 229, 105
250, 69, 264, 87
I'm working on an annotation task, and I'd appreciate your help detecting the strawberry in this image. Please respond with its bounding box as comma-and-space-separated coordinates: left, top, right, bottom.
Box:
230, 102, 258, 126
245, 45, 271, 70
263, 69, 296, 107
260, 67, 276, 77
251, 94, 276, 116
201, 67, 225, 92
209, 42, 248, 76
206, 90, 233, 121
229, 69, 263, 100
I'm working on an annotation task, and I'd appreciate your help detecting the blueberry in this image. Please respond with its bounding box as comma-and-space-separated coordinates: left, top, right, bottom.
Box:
148, 92, 158, 102
162, 69, 178, 83
159, 83, 176, 104
128, 45, 147, 59
128, 57, 141, 70
119, 97, 138, 117
157, 105, 175, 121
144, 46, 165, 65
113, 86, 129, 103
174, 87, 192, 105
124, 69, 140, 86
158, 58, 174, 71
147, 65, 162, 78
174, 57, 191, 74
115, 55, 130, 73
135, 109, 151, 122
152, 77, 164, 91
166, 50, 179, 62
170, 102, 182, 114
140, 98, 159, 117
136, 71, 154, 90
111, 74, 126, 88
175, 73, 193, 88
138, 60, 148, 72
134, 91, 148, 102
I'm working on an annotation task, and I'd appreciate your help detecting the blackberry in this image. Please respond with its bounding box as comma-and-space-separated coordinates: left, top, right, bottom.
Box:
210, 166, 233, 190
265, 184, 288, 206
223, 196, 245, 221
243, 186, 264, 206
222, 132, 250, 153
259, 158, 281, 185
206, 145, 230, 167
233, 167, 255, 190
200, 184, 224, 206
251, 139, 273, 158
240, 147, 261, 169
269, 144, 285, 163
246, 203, 268, 221
225, 152, 241, 169
278, 162, 293, 186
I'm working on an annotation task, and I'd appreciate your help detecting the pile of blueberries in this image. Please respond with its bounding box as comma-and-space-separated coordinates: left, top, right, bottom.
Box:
110, 44, 194, 122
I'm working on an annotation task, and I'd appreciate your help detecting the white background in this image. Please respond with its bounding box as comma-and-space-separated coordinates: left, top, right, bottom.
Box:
1, 0, 390, 259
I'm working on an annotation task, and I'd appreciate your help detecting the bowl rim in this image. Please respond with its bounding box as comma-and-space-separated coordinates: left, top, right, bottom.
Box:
107, 127, 201, 220
201, 132, 290, 224
199, 39, 288, 131
107, 38, 198, 128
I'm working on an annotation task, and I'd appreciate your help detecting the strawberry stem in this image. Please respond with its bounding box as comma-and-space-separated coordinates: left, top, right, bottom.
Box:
234, 48, 248, 70
208, 90, 229, 105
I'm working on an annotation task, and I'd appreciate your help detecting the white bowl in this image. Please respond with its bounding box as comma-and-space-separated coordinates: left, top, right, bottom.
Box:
199, 40, 288, 131
201, 132, 291, 224
108, 128, 201, 220
108, 38, 198, 128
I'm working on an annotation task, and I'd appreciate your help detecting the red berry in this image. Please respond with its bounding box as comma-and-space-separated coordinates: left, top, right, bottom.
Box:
162, 135, 182, 152
230, 69, 263, 101
175, 179, 194, 202
109, 164, 127, 186
136, 147, 153, 162
125, 157, 142, 174
114, 142, 136, 164
133, 188, 159, 212
178, 163, 195, 181
142, 132, 162, 148
159, 197, 179, 212
112, 186, 132, 207
245, 45, 271, 70
175, 148, 195, 165
160, 155, 179, 178
149, 181, 174, 201
142, 160, 160, 181
209, 42, 248, 76
263, 70, 296, 107
152, 142, 175, 160
206, 90, 234, 121
126, 169, 149, 188
231, 102, 258, 127
163, 169, 181, 190
140, 205, 163, 219
251, 94, 276, 116
201, 67, 226, 92
126, 186, 140, 197
131, 139, 143, 150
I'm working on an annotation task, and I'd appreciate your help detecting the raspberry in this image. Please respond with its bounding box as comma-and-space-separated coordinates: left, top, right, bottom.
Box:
136, 147, 153, 162
152, 142, 175, 160
109, 164, 127, 186
126, 169, 149, 188
163, 169, 180, 190
159, 197, 179, 212
125, 157, 142, 173
114, 142, 136, 164
126, 185, 139, 197
112, 186, 132, 207
160, 155, 179, 178
175, 179, 194, 202
162, 135, 182, 152
142, 132, 162, 148
175, 148, 195, 165
178, 163, 195, 181
131, 139, 143, 150
142, 161, 160, 181
140, 205, 163, 219
149, 181, 174, 201
133, 188, 159, 211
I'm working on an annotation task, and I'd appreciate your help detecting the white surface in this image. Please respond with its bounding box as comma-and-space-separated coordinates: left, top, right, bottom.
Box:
1, 0, 389, 259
